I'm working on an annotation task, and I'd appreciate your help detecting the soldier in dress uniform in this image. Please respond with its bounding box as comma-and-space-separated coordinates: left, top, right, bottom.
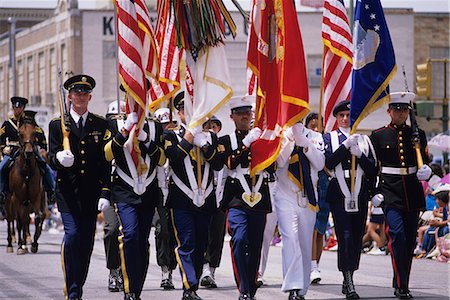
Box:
322, 100, 377, 299
274, 121, 325, 300
0, 97, 54, 219
154, 106, 177, 290
48, 74, 111, 300
103, 100, 126, 293
216, 95, 274, 300
163, 102, 222, 300
104, 80, 166, 300
370, 92, 432, 299
200, 115, 227, 288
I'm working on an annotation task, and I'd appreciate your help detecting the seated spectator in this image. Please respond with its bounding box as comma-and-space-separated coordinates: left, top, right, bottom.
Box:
416, 184, 449, 257
363, 202, 386, 255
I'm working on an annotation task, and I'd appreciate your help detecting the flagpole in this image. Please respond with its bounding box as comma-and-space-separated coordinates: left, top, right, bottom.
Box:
113, 0, 120, 115
318, 45, 326, 133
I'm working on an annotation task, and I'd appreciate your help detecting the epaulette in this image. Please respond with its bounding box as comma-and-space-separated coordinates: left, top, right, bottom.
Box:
91, 113, 107, 121
373, 126, 389, 133
51, 117, 62, 121
35, 127, 44, 133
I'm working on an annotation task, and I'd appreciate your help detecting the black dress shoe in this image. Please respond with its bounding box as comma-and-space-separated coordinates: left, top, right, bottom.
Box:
341, 280, 348, 295
238, 293, 251, 300
200, 275, 217, 288
288, 289, 305, 300
124, 293, 140, 300
394, 288, 413, 299
182, 290, 203, 300
161, 278, 175, 290
109, 268, 124, 292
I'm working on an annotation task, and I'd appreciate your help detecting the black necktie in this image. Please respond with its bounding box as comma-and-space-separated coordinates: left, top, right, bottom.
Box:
77, 117, 84, 136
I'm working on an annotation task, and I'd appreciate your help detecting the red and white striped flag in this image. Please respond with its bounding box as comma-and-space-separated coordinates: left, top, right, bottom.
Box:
321, 0, 352, 132
149, 0, 182, 110
115, 0, 150, 174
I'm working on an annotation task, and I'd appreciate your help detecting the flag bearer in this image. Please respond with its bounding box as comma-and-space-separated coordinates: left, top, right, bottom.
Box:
322, 100, 377, 299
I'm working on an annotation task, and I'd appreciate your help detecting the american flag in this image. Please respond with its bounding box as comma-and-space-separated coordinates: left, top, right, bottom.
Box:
149, 0, 182, 110
321, 0, 352, 132
115, 0, 151, 173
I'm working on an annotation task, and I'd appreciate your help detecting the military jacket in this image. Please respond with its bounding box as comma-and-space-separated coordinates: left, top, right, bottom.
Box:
164, 128, 221, 212
48, 113, 110, 214
370, 123, 427, 211
323, 129, 377, 211
106, 117, 165, 206
0, 116, 47, 153
217, 130, 274, 213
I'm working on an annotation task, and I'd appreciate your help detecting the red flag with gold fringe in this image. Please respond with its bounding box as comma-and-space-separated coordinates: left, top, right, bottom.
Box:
247, 0, 310, 176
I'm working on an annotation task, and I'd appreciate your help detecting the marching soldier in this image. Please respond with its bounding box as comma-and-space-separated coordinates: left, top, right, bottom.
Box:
163, 107, 222, 300
48, 74, 111, 300
201, 115, 227, 288
154, 107, 177, 290
104, 80, 166, 300
322, 100, 377, 299
216, 95, 274, 300
103, 100, 126, 293
370, 92, 431, 299
274, 121, 325, 300
0, 97, 54, 219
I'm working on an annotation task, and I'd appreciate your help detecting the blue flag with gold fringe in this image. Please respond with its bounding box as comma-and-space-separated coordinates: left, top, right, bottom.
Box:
350, 0, 396, 132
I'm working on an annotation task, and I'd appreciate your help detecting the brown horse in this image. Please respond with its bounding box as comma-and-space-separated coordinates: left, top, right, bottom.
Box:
5, 119, 46, 254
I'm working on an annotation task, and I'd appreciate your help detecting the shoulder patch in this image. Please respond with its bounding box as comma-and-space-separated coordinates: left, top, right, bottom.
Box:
164, 140, 172, 149
103, 129, 112, 140
218, 144, 225, 153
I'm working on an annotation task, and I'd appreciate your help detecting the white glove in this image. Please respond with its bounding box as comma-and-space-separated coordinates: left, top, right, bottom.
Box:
242, 127, 262, 147
137, 128, 148, 141
417, 165, 432, 181
123, 112, 138, 131
292, 122, 305, 137
371, 194, 384, 207
187, 125, 203, 136
193, 132, 208, 148
56, 150, 74, 168
342, 134, 360, 149
294, 134, 310, 148
350, 144, 362, 158
97, 198, 110, 212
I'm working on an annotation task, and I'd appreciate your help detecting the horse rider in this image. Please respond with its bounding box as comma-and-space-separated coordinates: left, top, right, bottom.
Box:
322, 100, 377, 299
102, 100, 126, 293
0, 97, 54, 220
216, 95, 275, 300
48, 74, 111, 300
104, 79, 166, 300
274, 120, 325, 300
163, 94, 222, 300
154, 106, 178, 290
370, 92, 432, 299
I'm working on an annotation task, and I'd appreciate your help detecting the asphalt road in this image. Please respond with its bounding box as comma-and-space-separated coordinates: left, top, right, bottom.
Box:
0, 221, 448, 300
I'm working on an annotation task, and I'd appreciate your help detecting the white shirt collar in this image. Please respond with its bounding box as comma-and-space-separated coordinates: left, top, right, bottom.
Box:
339, 126, 350, 138
70, 108, 88, 127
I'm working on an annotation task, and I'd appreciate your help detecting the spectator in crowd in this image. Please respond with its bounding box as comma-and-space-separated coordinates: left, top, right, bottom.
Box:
363, 201, 386, 255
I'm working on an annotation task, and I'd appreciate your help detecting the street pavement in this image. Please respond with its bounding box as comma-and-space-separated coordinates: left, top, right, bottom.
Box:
0, 221, 449, 300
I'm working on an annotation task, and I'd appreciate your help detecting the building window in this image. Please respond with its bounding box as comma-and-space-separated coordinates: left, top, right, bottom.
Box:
50, 48, 56, 101
17, 59, 23, 96
28, 56, 34, 99
38, 52, 45, 102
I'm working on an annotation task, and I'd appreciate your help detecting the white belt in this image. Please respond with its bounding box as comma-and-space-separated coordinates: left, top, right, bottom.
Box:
116, 166, 157, 195
381, 166, 417, 175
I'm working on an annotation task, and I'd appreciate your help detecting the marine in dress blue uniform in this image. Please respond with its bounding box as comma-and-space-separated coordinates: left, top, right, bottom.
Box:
104, 102, 166, 300
48, 75, 110, 300
370, 92, 430, 299
322, 100, 377, 299
216, 95, 273, 300
164, 114, 222, 300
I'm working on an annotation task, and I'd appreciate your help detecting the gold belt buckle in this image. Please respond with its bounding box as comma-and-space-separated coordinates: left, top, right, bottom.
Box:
399, 168, 408, 175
